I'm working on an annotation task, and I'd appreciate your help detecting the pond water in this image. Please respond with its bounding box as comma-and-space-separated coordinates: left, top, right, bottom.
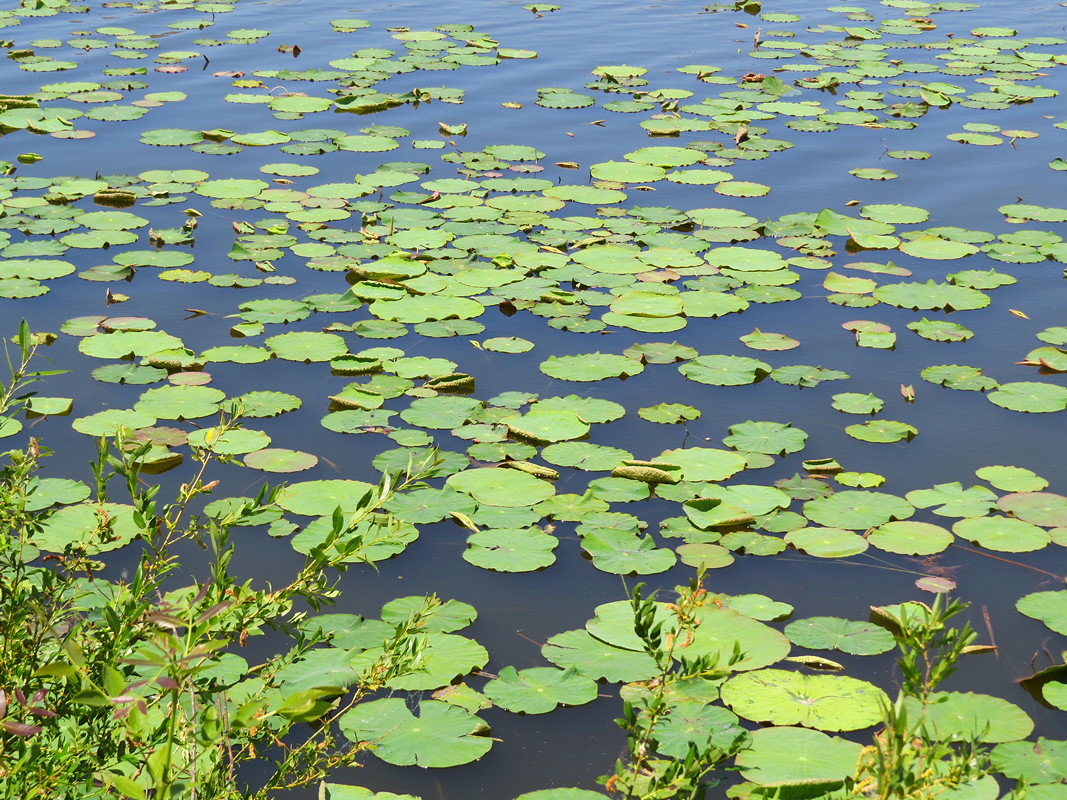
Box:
3, 0, 1067, 797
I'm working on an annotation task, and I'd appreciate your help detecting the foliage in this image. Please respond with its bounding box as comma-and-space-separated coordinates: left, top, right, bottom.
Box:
0, 337, 450, 798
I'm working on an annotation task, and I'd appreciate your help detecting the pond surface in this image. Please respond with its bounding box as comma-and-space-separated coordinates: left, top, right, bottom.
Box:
3, 0, 1067, 797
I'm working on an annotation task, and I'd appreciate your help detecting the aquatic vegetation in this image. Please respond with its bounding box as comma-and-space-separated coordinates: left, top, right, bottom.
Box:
0, 0, 1065, 797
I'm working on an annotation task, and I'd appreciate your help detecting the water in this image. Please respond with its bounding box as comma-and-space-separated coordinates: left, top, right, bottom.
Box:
3, 0, 1067, 797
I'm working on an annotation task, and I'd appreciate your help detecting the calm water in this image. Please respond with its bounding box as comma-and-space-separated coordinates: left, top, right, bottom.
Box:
4, 0, 1067, 797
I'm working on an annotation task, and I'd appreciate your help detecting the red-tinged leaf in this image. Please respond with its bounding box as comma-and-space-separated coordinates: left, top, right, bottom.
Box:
900, 384, 916, 402
155, 65, 188, 74
27, 706, 57, 718
2, 721, 42, 737
916, 575, 956, 593
155, 676, 179, 690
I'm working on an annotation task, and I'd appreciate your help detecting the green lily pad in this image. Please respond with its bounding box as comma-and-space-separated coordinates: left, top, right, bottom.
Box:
463, 527, 557, 572
134, 385, 225, 420
831, 393, 884, 414
952, 516, 1050, 552
976, 466, 1048, 492
32, 502, 140, 554
736, 726, 863, 787
867, 521, 953, 555
1016, 590, 1067, 635
723, 421, 807, 455
541, 629, 657, 683
447, 468, 555, 507
266, 331, 348, 362
722, 669, 887, 731
845, 420, 917, 443
540, 352, 643, 382
484, 666, 597, 714
277, 480, 373, 516
339, 699, 492, 768
988, 382, 1067, 413
244, 449, 319, 473
804, 491, 913, 530
784, 617, 894, 656
903, 692, 1033, 743
638, 403, 701, 424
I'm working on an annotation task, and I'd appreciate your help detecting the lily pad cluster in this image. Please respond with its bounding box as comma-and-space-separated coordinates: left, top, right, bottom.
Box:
1, 0, 1065, 797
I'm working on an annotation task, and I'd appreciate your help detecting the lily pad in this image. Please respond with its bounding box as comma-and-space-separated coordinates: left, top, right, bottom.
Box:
339, 699, 492, 768
484, 666, 597, 714
447, 468, 555, 507
721, 669, 887, 731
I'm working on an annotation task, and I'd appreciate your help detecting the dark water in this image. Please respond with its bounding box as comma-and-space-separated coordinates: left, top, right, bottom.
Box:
4, 0, 1067, 797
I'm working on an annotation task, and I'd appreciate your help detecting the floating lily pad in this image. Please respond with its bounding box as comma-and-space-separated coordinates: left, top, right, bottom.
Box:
339, 699, 492, 768
244, 448, 319, 473
447, 468, 555, 507
484, 666, 597, 714
1016, 590, 1067, 635
540, 352, 643, 382
988, 383, 1067, 413
736, 726, 863, 787
867, 521, 953, 555
721, 669, 887, 731
785, 617, 894, 655
463, 527, 557, 572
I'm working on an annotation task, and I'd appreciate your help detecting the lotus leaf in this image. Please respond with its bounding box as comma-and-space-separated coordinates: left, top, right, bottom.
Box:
723, 421, 807, 455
